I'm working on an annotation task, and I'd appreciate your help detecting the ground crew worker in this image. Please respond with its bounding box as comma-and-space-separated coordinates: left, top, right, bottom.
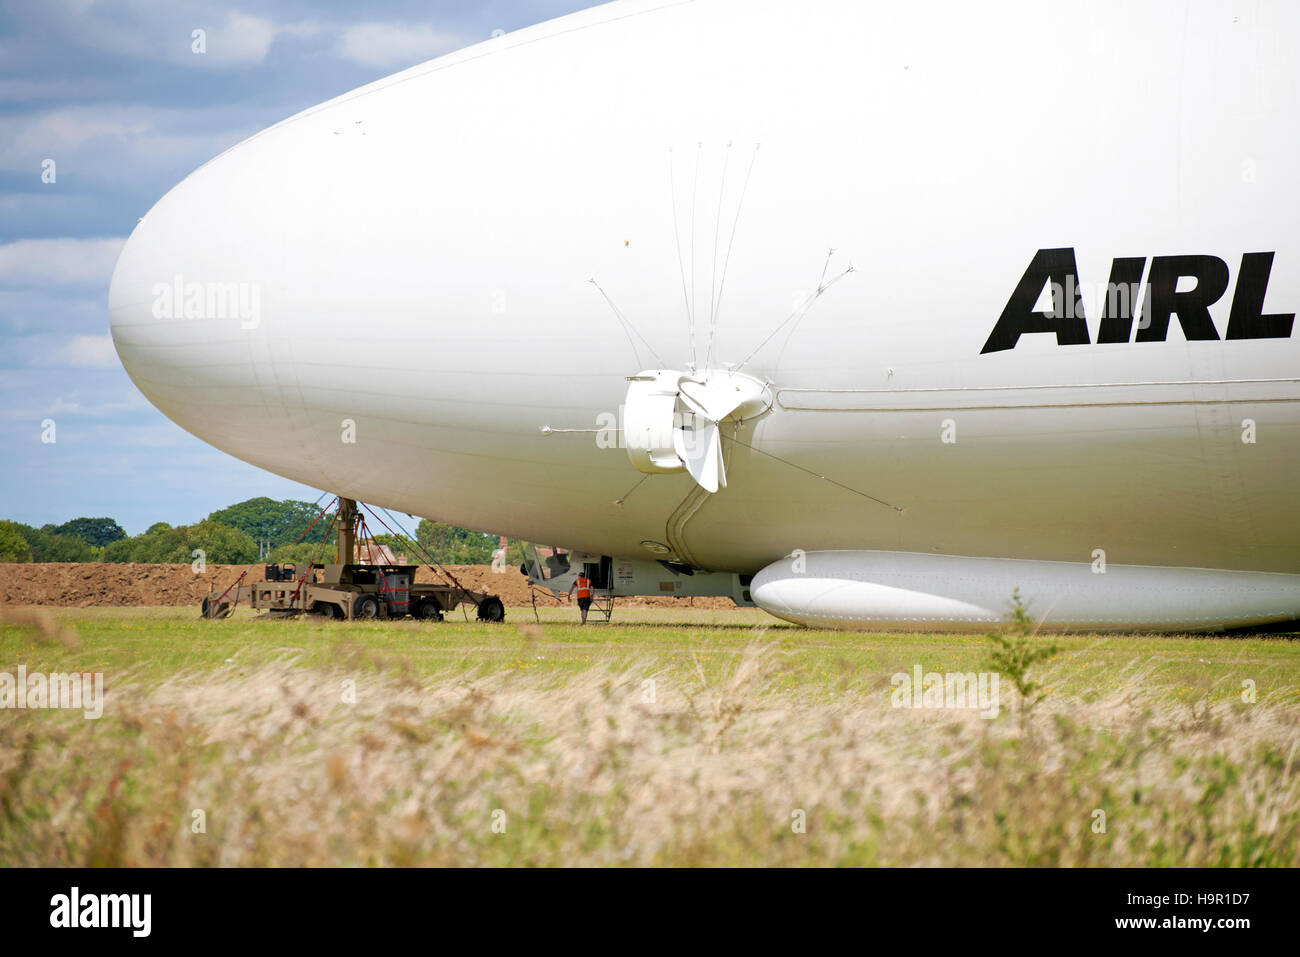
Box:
568, 571, 593, 624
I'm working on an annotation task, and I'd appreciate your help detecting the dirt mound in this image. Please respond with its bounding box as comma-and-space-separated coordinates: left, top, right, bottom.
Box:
0, 563, 738, 610
0, 563, 253, 608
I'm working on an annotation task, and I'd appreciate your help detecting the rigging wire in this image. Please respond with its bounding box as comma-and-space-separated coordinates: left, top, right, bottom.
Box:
365, 503, 484, 609
668, 148, 697, 371
612, 473, 649, 506
588, 276, 666, 369
290, 507, 340, 608
705, 142, 760, 370
689, 142, 701, 358
704, 141, 731, 368
718, 431, 903, 513
734, 253, 855, 373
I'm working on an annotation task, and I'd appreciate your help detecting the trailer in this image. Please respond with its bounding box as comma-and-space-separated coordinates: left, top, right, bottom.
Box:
204, 561, 505, 622
199, 497, 506, 623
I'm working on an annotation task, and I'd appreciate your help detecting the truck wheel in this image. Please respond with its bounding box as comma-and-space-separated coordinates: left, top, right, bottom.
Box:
353, 595, 380, 620
200, 597, 232, 619
476, 596, 505, 622
413, 598, 443, 621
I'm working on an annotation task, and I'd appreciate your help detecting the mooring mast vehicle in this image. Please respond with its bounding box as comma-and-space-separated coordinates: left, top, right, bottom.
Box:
201, 498, 505, 622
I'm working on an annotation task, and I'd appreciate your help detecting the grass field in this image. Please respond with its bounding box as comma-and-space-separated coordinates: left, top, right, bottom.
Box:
2, 605, 1299, 866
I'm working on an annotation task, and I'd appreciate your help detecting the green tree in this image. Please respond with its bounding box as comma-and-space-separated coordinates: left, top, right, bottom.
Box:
184, 520, 260, 564
4, 523, 97, 562
414, 521, 498, 564
207, 497, 332, 550
985, 589, 1059, 720
34, 532, 96, 562
0, 521, 33, 562
101, 521, 258, 565
268, 541, 330, 565
367, 533, 411, 562
52, 517, 126, 547
126, 527, 190, 563
101, 538, 136, 563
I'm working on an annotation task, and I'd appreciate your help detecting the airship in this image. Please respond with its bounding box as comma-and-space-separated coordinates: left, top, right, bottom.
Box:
109, 0, 1300, 631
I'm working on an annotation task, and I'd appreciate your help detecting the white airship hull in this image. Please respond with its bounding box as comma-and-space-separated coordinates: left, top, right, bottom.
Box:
108, 0, 1300, 630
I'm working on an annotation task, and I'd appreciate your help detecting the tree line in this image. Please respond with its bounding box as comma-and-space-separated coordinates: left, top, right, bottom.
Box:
0, 497, 524, 567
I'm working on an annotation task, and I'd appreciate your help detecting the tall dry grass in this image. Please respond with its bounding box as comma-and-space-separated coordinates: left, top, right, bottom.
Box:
2, 642, 1297, 866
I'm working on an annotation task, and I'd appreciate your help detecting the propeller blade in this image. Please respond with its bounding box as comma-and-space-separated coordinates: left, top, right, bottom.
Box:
677, 376, 749, 423
675, 415, 724, 493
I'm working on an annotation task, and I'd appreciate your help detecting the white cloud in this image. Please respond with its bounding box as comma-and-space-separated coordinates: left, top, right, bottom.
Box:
7, 109, 151, 155
34, 5, 318, 68
204, 12, 277, 64
0, 104, 266, 184
0, 78, 93, 104
0, 288, 106, 335
0, 371, 148, 421
47, 394, 83, 415
176, 10, 326, 67
0, 237, 126, 287
62, 333, 119, 368
338, 22, 468, 68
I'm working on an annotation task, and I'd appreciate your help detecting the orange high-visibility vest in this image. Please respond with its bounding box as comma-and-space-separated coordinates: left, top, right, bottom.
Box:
576, 576, 592, 599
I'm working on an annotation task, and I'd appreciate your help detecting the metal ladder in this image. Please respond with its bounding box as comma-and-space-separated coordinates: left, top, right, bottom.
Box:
589, 591, 614, 623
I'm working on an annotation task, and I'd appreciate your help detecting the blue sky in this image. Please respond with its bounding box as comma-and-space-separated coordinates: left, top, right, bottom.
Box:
0, 0, 592, 534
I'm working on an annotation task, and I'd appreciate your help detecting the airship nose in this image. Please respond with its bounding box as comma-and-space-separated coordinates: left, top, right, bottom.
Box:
108, 134, 304, 460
